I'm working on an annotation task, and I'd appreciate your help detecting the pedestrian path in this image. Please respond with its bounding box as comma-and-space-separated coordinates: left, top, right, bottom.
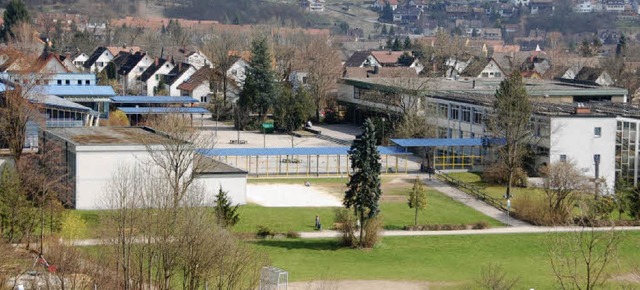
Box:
299, 225, 640, 238
423, 176, 531, 227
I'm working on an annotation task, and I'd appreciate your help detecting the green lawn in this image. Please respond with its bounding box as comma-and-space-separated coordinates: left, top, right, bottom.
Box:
77, 179, 503, 238
446, 172, 545, 207
235, 189, 503, 233
254, 231, 640, 288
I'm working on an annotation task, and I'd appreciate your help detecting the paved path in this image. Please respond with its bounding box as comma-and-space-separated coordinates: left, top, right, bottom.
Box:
299, 226, 640, 239
424, 176, 531, 227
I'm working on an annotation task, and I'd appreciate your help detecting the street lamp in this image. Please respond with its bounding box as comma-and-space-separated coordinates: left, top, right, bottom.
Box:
381, 117, 386, 146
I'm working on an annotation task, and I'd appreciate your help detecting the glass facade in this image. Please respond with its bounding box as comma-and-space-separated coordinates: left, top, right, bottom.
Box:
615, 120, 637, 183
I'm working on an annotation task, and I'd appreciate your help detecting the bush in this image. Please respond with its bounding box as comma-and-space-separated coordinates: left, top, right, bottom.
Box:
60, 211, 88, 241
582, 197, 615, 222
511, 194, 571, 226
482, 163, 528, 188
256, 226, 275, 239
403, 224, 468, 231
362, 215, 383, 248
334, 208, 357, 247
285, 231, 300, 239
472, 221, 490, 229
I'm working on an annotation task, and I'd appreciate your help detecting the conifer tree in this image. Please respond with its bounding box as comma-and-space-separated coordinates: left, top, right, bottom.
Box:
214, 188, 240, 228
344, 118, 382, 247
237, 36, 275, 127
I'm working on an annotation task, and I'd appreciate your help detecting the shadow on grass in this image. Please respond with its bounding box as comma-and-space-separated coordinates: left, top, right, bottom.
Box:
254, 239, 343, 251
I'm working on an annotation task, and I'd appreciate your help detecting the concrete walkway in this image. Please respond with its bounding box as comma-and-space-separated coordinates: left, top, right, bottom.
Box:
424, 176, 531, 227
299, 225, 640, 238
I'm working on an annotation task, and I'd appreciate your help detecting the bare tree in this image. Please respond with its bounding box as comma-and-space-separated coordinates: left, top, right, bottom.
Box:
540, 161, 589, 224
476, 263, 520, 290
304, 36, 342, 122
548, 226, 620, 290
202, 30, 244, 106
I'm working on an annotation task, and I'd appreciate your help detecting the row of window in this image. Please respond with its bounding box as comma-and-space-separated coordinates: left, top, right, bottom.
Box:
56, 79, 92, 86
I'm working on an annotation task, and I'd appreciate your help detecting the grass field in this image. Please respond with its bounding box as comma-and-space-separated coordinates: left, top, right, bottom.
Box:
253, 231, 640, 288
77, 176, 503, 238
446, 172, 545, 206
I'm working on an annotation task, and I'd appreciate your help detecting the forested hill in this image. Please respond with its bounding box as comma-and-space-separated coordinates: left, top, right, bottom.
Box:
164, 0, 312, 26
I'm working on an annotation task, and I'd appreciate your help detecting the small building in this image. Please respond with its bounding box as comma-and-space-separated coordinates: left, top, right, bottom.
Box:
83, 47, 115, 73
178, 67, 212, 103
139, 58, 175, 96
42, 127, 247, 210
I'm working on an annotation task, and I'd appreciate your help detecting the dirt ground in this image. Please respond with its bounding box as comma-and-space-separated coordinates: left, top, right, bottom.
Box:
288, 280, 456, 290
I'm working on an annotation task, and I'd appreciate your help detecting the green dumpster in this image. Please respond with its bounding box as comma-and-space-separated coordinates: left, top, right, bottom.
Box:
261, 122, 274, 134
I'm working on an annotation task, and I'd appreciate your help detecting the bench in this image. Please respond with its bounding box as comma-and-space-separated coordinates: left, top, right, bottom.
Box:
229, 139, 248, 144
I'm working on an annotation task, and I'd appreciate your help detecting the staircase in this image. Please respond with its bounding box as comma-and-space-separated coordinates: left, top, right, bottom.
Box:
315, 134, 352, 146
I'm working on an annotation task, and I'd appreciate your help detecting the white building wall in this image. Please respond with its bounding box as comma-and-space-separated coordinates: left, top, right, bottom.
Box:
228, 59, 249, 85
145, 62, 175, 96
127, 56, 153, 91
73, 146, 247, 209
186, 52, 212, 70
191, 83, 211, 103
195, 174, 248, 205
549, 117, 617, 193
91, 51, 114, 73
168, 66, 197, 96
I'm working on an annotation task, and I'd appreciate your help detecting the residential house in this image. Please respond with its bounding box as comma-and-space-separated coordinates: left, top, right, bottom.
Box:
227, 56, 250, 85
83, 47, 114, 73
59, 54, 81, 73
445, 55, 475, 77
512, 0, 530, 6
604, 0, 625, 12
393, 7, 422, 24
303, 0, 325, 12
344, 51, 380, 67
178, 67, 212, 103
370, 51, 424, 73
483, 28, 502, 40
140, 58, 175, 96
186, 50, 212, 70
116, 52, 153, 94
164, 63, 196, 96
530, 0, 554, 14
409, 0, 427, 9
575, 1, 595, 13
72, 53, 88, 69
445, 5, 470, 20
574, 67, 614, 86
288, 71, 309, 90
343, 66, 417, 78
105, 46, 141, 57
459, 57, 505, 78
372, 0, 399, 10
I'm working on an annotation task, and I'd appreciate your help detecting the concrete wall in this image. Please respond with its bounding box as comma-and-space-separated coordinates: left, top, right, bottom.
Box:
195, 174, 248, 205
550, 117, 617, 193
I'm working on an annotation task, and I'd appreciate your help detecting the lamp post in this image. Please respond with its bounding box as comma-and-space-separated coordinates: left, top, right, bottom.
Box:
381, 117, 386, 146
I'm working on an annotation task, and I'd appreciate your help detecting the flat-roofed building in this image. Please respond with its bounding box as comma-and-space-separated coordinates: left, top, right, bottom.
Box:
42, 127, 247, 209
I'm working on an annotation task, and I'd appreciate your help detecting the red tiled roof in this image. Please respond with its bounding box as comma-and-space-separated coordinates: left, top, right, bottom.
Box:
177, 67, 211, 92
370, 51, 412, 65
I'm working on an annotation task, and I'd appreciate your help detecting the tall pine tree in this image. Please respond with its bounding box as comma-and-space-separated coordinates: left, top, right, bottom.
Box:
238, 36, 275, 123
2, 0, 30, 39
344, 118, 382, 248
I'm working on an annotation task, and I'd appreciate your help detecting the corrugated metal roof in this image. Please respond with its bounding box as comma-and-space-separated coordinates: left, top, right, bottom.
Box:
197, 146, 411, 157
118, 107, 210, 114
111, 96, 199, 104
34, 85, 116, 96
391, 138, 505, 147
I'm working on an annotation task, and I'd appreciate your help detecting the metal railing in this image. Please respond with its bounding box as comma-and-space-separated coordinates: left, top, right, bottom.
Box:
436, 172, 507, 212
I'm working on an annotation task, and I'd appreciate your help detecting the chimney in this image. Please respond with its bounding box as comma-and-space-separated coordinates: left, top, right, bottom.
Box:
574, 106, 591, 115
373, 65, 379, 74
472, 80, 476, 88
178, 62, 182, 71
155, 57, 159, 67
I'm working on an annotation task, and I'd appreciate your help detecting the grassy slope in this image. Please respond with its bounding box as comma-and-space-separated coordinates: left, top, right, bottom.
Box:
254, 231, 640, 288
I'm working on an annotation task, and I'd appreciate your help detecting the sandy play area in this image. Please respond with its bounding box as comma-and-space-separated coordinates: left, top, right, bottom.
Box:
247, 184, 342, 207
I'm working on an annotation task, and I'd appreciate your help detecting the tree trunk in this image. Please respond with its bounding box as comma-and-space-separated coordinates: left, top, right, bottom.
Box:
222, 72, 228, 108
358, 210, 364, 248
414, 207, 418, 226
507, 170, 513, 199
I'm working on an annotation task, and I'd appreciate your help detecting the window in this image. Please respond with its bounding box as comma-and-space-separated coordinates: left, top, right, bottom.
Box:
450, 105, 460, 120
437, 104, 448, 118
57, 80, 62, 85
139, 67, 144, 72
495, 72, 502, 78
481, 72, 489, 77
77, 80, 82, 85
473, 110, 482, 124
65, 80, 70, 85
461, 106, 471, 122
560, 154, 567, 162
85, 80, 90, 85
594, 127, 602, 137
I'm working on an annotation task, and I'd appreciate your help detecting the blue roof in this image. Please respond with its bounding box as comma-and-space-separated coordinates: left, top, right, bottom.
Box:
391, 138, 505, 147
118, 107, 211, 114
111, 96, 199, 104
35, 85, 116, 97
197, 146, 411, 157
38, 95, 92, 112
